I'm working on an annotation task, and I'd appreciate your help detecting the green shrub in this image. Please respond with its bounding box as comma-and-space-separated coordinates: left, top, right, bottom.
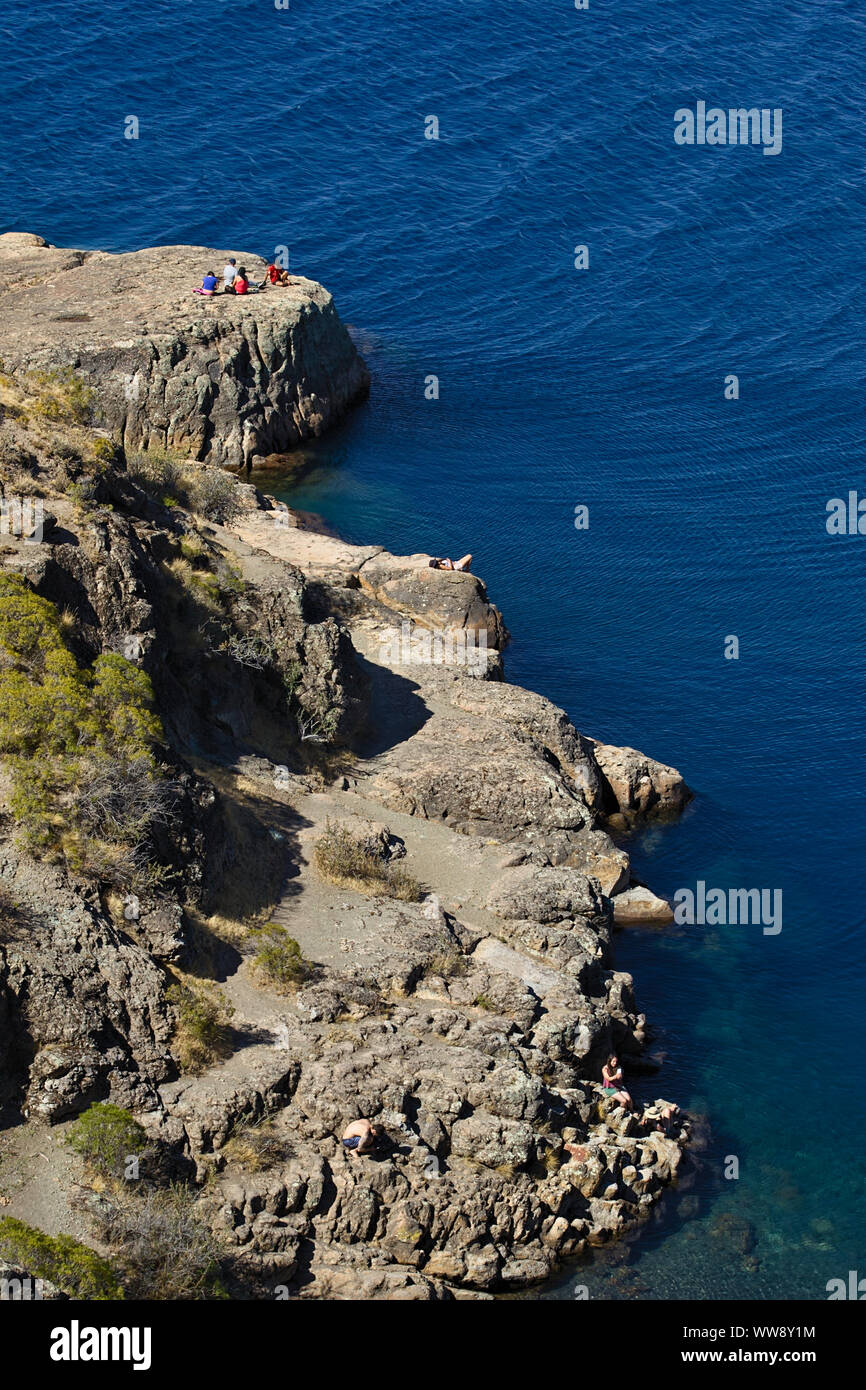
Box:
282, 660, 303, 698
179, 535, 207, 565
313, 821, 421, 901
0, 575, 165, 884
0, 1217, 123, 1300
90, 436, 117, 466
166, 982, 234, 1073
249, 923, 311, 992
66, 1103, 147, 1179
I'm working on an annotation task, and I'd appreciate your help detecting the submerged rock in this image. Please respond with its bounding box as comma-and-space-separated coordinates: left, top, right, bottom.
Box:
612, 884, 675, 925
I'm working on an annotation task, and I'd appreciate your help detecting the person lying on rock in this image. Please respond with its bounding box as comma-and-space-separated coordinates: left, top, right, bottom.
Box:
601, 1054, 634, 1111
194, 270, 219, 296
429, 553, 472, 572
341, 1118, 384, 1159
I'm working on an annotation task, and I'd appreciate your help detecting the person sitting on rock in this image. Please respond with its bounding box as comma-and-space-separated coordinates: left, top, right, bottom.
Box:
262, 261, 292, 287
430, 554, 472, 572
642, 1100, 678, 1133
222, 257, 239, 291
195, 270, 218, 296
601, 1054, 634, 1111
341, 1118, 383, 1159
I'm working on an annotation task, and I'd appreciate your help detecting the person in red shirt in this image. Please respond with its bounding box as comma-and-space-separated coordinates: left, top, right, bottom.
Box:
232, 265, 249, 295
264, 262, 292, 287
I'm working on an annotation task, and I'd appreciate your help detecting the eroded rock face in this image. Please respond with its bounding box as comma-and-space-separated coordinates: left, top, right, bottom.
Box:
485, 865, 611, 926
0, 849, 174, 1120
13, 501, 368, 758
0, 233, 369, 468
365, 669, 601, 843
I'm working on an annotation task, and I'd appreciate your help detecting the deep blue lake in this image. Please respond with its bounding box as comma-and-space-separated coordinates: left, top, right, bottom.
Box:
3, 0, 865, 1299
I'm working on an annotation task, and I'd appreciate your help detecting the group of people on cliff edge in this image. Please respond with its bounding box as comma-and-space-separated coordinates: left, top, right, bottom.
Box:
195, 255, 294, 297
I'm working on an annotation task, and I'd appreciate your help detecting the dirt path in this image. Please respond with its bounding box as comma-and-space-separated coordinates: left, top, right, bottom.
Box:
0, 1118, 90, 1242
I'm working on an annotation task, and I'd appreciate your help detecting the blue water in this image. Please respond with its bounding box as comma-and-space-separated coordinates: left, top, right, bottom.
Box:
3, 0, 865, 1300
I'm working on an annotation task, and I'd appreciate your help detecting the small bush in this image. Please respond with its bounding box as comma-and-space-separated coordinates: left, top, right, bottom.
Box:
0, 575, 166, 885
425, 951, 469, 980
94, 1184, 226, 1300
223, 1119, 294, 1173
0, 1217, 123, 1300
296, 707, 339, 744
249, 923, 311, 992
474, 994, 495, 1012
127, 451, 244, 526
313, 821, 421, 901
26, 368, 95, 425
126, 448, 185, 498
184, 469, 244, 526
89, 436, 117, 466
179, 535, 207, 565
66, 478, 98, 511
283, 660, 303, 697
166, 981, 234, 1074
164, 556, 222, 615
66, 1102, 147, 1179
222, 633, 276, 670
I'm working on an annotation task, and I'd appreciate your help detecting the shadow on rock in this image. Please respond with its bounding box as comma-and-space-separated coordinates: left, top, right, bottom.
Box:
350, 652, 432, 757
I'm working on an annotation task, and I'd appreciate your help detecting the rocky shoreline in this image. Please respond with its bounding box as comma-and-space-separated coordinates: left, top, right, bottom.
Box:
0, 237, 694, 1299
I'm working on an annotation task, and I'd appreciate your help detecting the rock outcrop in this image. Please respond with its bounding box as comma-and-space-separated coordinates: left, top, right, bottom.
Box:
0, 848, 174, 1120
0, 232, 369, 468
588, 738, 692, 826
142, 895, 688, 1297
0, 251, 696, 1299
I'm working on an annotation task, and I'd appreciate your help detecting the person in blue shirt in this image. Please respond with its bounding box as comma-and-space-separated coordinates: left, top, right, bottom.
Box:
196, 270, 218, 296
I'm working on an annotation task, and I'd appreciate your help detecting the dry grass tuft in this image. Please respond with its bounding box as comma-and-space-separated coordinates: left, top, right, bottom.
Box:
313, 821, 421, 901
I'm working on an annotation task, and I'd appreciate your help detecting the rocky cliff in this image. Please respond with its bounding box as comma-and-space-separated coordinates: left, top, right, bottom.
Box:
0, 232, 369, 468
0, 256, 696, 1300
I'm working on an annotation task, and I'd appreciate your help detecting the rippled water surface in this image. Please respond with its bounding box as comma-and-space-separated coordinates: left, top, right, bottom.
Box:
3, 0, 865, 1299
